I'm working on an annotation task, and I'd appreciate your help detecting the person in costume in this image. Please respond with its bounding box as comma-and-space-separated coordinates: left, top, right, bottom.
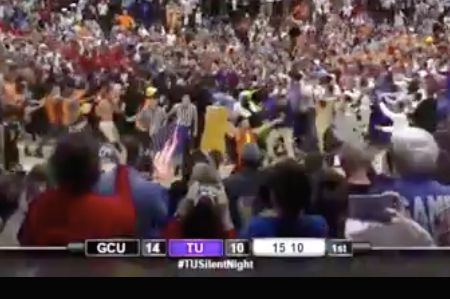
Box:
232, 115, 285, 170
235, 89, 263, 119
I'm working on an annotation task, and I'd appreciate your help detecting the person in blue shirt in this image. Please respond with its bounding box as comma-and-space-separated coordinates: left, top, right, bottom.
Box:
224, 143, 263, 230
241, 159, 328, 238
95, 135, 168, 239
381, 127, 450, 245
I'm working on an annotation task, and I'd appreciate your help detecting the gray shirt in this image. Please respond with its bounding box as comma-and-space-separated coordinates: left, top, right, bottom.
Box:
138, 105, 166, 135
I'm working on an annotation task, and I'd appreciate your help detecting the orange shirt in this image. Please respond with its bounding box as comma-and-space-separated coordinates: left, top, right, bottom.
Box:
117, 14, 133, 28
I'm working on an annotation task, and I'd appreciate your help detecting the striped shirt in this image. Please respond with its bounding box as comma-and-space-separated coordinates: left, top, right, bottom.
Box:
137, 105, 166, 135
173, 103, 198, 132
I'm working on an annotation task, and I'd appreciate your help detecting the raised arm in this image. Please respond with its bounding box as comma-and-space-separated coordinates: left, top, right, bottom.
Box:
166, 103, 178, 119
376, 125, 395, 133
379, 101, 401, 122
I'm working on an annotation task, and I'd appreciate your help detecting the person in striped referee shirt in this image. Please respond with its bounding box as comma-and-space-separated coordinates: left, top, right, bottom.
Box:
130, 87, 167, 153
167, 94, 198, 155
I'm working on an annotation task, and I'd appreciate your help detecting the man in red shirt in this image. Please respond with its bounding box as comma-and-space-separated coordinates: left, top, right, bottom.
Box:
20, 133, 136, 245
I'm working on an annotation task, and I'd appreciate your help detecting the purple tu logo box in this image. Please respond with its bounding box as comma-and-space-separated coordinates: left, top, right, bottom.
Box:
168, 240, 224, 257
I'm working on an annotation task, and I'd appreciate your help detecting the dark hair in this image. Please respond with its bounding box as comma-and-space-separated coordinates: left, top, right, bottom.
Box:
25, 164, 52, 202
49, 132, 101, 195
180, 199, 227, 239
304, 152, 324, 174
264, 161, 311, 237
312, 169, 349, 238
266, 160, 311, 216
27, 164, 50, 184
121, 135, 143, 166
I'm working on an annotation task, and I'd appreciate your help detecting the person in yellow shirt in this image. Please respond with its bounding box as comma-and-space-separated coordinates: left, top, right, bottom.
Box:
116, 10, 134, 29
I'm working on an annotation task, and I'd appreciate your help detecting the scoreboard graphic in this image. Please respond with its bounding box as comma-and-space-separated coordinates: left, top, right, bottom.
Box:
68, 238, 363, 257
3, 238, 434, 257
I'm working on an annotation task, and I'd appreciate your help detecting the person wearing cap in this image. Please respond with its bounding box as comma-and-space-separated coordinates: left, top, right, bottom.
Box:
95, 135, 168, 239
129, 86, 166, 154
381, 127, 450, 245
424, 36, 434, 45
224, 142, 263, 230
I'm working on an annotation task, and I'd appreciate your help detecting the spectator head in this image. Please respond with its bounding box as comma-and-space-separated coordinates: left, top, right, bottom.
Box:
313, 169, 349, 238
121, 135, 143, 167
340, 143, 372, 180
145, 87, 157, 102
25, 164, 52, 202
240, 143, 262, 169
180, 196, 226, 239
389, 127, 439, 176
49, 132, 101, 195
265, 160, 311, 217
304, 151, 324, 174
180, 163, 228, 239
181, 94, 191, 105
190, 162, 221, 186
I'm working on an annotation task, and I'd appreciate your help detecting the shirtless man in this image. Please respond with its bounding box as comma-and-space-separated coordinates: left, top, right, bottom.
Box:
2, 74, 24, 121
1, 74, 25, 169
95, 86, 121, 150
62, 87, 88, 133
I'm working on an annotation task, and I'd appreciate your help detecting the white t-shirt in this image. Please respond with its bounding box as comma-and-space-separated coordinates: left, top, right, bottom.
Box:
166, 33, 177, 46
97, 2, 108, 16
342, 5, 353, 17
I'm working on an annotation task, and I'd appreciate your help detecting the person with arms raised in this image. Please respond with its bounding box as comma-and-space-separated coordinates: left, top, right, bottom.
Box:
96, 135, 168, 239
163, 162, 235, 239
19, 132, 136, 245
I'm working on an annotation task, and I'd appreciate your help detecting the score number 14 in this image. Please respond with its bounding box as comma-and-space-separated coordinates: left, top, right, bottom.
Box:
142, 240, 167, 257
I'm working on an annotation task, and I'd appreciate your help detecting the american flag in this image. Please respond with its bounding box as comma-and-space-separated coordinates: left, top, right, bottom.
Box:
150, 121, 178, 154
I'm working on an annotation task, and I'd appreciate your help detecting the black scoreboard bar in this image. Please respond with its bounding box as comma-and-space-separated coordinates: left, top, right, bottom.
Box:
85, 239, 140, 257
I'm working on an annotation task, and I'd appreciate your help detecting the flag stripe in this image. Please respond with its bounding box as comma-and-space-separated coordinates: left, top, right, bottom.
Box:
150, 121, 177, 154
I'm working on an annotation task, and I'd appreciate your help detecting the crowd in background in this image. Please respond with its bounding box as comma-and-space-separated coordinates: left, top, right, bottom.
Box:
0, 0, 450, 263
